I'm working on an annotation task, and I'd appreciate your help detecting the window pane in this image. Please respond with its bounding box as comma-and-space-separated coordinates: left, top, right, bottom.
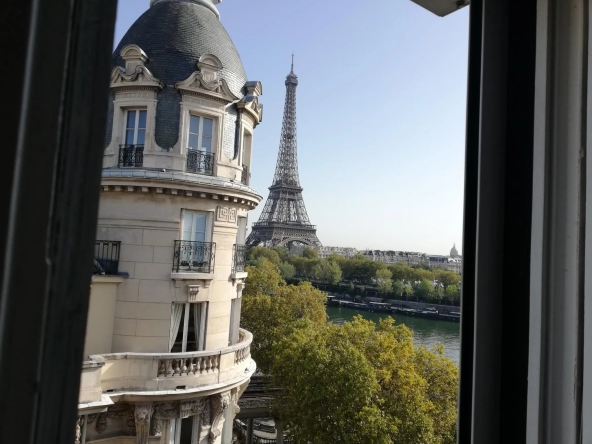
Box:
136, 129, 146, 146
202, 118, 213, 137
188, 134, 198, 151
179, 417, 194, 444
194, 214, 207, 242
189, 115, 200, 134
182, 213, 193, 241
125, 130, 135, 145
126, 110, 136, 129
201, 135, 212, 152
138, 110, 147, 129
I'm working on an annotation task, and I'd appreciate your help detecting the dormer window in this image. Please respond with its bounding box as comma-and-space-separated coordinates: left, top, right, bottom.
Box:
125, 110, 147, 146
188, 115, 213, 152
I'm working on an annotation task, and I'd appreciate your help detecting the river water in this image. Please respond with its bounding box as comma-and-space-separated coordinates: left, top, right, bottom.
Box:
326, 306, 461, 363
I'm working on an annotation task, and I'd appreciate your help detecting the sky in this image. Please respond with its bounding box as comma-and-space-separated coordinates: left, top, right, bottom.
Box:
114, 0, 469, 256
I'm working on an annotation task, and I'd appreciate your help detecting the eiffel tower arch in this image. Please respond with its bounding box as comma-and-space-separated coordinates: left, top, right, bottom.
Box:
246, 58, 321, 249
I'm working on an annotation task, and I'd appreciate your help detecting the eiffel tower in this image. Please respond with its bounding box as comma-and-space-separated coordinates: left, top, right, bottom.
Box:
246, 58, 321, 249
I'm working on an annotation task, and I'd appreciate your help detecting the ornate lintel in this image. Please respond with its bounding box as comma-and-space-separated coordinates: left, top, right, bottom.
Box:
175, 71, 238, 103
187, 284, 201, 302
110, 65, 164, 91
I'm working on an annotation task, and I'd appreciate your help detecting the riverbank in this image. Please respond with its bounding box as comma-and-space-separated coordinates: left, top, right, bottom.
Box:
327, 296, 461, 323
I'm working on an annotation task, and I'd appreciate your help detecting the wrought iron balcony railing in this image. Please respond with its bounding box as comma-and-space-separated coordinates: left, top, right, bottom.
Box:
118, 144, 144, 167
241, 165, 249, 185
94, 240, 121, 275
186, 149, 214, 175
173, 240, 215, 273
232, 244, 248, 273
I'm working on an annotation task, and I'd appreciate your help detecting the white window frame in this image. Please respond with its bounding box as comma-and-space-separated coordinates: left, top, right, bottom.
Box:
181, 210, 213, 243
172, 302, 208, 353
187, 114, 214, 153
164, 416, 200, 444
123, 108, 147, 146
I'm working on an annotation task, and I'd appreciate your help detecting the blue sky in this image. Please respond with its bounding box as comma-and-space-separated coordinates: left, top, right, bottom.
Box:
114, 0, 469, 256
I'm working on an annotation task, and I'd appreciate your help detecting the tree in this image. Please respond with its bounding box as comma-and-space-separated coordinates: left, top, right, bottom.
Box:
272, 246, 289, 262
415, 278, 435, 300
271, 317, 458, 444
404, 283, 414, 296
241, 266, 326, 372
393, 280, 405, 297
243, 261, 285, 298
302, 246, 318, 259
278, 261, 296, 280
376, 268, 393, 294
445, 284, 460, 301
313, 259, 342, 284
435, 270, 461, 288
246, 246, 280, 266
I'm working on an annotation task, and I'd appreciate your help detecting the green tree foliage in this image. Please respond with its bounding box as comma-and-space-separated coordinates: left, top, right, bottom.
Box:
376, 268, 393, 294
302, 246, 318, 259
415, 278, 435, 300
313, 259, 342, 284
241, 263, 326, 372
404, 283, 414, 296
435, 270, 461, 288
246, 246, 280, 266
271, 317, 458, 444
242, 261, 284, 298
445, 284, 460, 301
393, 280, 405, 297
278, 261, 296, 280
272, 246, 290, 262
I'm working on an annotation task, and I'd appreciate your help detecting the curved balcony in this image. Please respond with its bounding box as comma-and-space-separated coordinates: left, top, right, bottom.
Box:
89, 329, 253, 395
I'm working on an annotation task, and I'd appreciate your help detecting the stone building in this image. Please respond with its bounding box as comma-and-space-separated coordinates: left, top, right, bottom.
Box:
76, 1, 263, 443
317, 246, 359, 259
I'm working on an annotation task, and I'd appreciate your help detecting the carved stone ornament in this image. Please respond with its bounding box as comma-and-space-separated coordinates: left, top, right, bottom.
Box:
175, 67, 239, 103
134, 404, 154, 444
209, 393, 230, 444
230, 389, 241, 416
188, 284, 201, 302
180, 398, 206, 419
75, 417, 82, 444
96, 413, 108, 434
110, 65, 164, 91
150, 416, 161, 437
154, 402, 180, 420
217, 206, 237, 223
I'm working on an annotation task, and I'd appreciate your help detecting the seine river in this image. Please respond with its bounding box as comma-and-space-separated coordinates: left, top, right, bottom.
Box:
326, 306, 461, 363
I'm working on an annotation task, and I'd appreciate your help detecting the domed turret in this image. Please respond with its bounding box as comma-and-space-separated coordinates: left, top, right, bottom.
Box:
450, 243, 459, 258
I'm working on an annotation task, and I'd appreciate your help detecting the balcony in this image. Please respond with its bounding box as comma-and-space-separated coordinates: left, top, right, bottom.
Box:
173, 240, 215, 273
94, 240, 121, 275
241, 165, 249, 185
118, 144, 144, 167
186, 149, 214, 175
232, 244, 248, 273
89, 329, 253, 393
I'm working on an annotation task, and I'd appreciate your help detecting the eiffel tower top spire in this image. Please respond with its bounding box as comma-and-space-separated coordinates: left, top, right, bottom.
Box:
246, 59, 321, 248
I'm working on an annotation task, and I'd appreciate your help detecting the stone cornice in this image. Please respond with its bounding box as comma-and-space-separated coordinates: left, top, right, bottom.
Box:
101, 174, 262, 208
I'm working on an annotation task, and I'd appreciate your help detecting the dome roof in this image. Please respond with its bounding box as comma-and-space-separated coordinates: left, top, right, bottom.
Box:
450, 243, 459, 257
106, 0, 248, 148
113, 0, 247, 97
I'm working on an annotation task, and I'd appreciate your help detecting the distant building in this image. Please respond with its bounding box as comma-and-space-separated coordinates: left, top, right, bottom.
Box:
362, 244, 462, 274
318, 246, 359, 259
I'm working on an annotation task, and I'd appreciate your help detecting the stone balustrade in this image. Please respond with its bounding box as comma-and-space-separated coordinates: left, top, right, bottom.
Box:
89, 329, 253, 393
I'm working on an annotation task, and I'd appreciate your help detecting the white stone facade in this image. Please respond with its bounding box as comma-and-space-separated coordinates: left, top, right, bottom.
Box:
78, 2, 262, 443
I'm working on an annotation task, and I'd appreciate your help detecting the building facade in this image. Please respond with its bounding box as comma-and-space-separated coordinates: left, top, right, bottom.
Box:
77, 1, 262, 443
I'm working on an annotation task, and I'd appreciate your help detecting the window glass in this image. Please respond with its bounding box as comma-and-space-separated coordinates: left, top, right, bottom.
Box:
179, 417, 194, 444
202, 118, 213, 152
189, 115, 200, 134
188, 134, 199, 151
138, 110, 147, 129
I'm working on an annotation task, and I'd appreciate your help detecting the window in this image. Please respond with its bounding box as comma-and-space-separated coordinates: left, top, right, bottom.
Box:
237, 217, 247, 245
170, 302, 207, 353
124, 109, 147, 145
165, 416, 199, 444
188, 115, 213, 152
182, 212, 208, 243
229, 297, 242, 345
